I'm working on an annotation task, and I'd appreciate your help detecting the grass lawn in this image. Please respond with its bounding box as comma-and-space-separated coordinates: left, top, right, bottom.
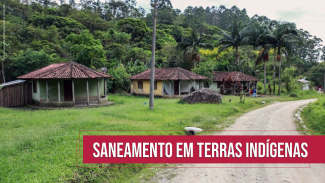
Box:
300, 98, 325, 135
0, 91, 322, 182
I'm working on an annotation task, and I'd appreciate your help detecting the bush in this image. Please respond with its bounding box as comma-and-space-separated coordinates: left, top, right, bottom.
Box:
107, 65, 131, 93
290, 93, 298, 97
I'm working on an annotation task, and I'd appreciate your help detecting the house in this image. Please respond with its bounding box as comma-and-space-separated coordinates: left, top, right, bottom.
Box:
130, 67, 208, 97
18, 62, 111, 107
0, 80, 32, 107
209, 71, 259, 94
298, 78, 310, 90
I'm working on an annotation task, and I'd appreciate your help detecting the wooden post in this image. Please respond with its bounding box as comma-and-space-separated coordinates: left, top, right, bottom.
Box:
188, 81, 190, 94
179, 80, 181, 96
86, 79, 89, 106
46, 80, 49, 102
104, 78, 107, 97
242, 82, 244, 93
58, 80, 60, 102
248, 81, 251, 96
72, 80, 75, 105
97, 78, 100, 104
170, 81, 172, 96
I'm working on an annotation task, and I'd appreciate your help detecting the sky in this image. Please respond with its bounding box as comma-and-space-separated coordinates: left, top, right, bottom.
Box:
137, 0, 325, 45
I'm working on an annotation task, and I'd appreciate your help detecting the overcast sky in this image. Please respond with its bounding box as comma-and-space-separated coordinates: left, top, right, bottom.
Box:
137, 0, 325, 45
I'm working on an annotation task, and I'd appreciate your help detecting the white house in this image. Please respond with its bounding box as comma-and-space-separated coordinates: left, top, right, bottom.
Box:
298, 78, 310, 90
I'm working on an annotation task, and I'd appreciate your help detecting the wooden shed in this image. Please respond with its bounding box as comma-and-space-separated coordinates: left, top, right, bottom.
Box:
0, 80, 32, 107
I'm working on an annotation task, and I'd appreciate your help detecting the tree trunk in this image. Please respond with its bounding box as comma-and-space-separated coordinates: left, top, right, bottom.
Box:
149, 1, 158, 110
236, 46, 240, 66
278, 58, 282, 95
273, 47, 276, 95
2, 4, 5, 83
264, 61, 266, 94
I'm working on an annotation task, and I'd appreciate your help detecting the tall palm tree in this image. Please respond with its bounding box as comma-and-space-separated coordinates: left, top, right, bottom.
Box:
244, 23, 270, 94
256, 22, 299, 95
177, 30, 213, 69
218, 20, 246, 66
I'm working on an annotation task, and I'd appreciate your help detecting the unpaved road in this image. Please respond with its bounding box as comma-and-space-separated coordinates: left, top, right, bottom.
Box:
157, 99, 325, 183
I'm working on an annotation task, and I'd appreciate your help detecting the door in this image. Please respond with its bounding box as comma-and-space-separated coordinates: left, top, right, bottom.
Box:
174, 80, 179, 95
64, 80, 72, 101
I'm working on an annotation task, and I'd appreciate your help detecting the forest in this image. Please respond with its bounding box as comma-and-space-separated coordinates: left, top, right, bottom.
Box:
1, 0, 325, 94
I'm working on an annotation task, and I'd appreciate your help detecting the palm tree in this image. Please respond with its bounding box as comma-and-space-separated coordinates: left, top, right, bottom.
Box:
177, 30, 213, 69
218, 20, 246, 66
244, 23, 270, 94
256, 22, 299, 95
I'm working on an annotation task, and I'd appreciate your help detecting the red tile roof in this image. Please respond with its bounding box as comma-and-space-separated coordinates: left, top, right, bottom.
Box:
130, 67, 208, 81
213, 71, 259, 82
18, 62, 111, 79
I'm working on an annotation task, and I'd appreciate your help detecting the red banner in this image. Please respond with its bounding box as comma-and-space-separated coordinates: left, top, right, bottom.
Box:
83, 135, 325, 164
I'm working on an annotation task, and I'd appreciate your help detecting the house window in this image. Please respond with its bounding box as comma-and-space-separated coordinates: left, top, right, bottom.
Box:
138, 81, 143, 90
33, 81, 37, 93
154, 81, 157, 90
204, 82, 209, 88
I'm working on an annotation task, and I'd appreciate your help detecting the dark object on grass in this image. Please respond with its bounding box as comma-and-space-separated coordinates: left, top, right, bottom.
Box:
184, 127, 203, 135
181, 89, 223, 104
229, 99, 232, 102
290, 93, 298, 98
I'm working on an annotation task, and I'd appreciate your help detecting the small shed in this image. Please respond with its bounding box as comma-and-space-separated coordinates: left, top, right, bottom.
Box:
298, 78, 310, 90
0, 80, 32, 107
18, 62, 111, 107
130, 67, 208, 97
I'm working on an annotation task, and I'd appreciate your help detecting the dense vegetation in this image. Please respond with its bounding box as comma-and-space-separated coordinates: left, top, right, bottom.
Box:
1, 0, 324, 93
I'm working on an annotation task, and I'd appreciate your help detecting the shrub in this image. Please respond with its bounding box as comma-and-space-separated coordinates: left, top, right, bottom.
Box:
290, 93, 298, 97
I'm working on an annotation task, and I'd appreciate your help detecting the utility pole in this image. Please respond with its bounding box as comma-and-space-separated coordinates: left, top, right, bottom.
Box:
2, 4, 5, 83
149, 0, 158, 110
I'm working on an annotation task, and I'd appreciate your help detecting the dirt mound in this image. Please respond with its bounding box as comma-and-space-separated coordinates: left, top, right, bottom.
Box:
181, 89, 223, 104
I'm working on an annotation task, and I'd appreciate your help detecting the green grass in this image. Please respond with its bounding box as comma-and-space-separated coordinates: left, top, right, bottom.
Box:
301, 98, 325, 135
0, 92, 322, 182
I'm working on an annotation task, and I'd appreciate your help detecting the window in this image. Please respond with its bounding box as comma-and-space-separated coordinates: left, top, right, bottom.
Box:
154, 81, 157, 90
33, 81, 37, 93
204, 82, 209, 88
138, 81, 143, 90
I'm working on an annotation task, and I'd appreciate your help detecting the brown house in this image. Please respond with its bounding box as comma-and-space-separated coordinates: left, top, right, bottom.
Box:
209, 71, 259, 94
130, 67, 208, 97
18, 62, 111, 107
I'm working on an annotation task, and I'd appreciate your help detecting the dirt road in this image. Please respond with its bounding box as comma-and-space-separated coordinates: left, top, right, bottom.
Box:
158, 99, 325, 183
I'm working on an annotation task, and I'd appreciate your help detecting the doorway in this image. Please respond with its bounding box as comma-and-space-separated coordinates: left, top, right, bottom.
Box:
174, 80, 179, 95
64, 80, 73, 101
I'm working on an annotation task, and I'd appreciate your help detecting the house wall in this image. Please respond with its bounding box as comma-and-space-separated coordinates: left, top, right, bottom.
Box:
131, 80, 163, 96
32, 80, 40, 101
302, 83, 309, 90
162, 81, 174, 95
38, 79, 105, 102
209, 82, 220, 92
163, 80, 202, 95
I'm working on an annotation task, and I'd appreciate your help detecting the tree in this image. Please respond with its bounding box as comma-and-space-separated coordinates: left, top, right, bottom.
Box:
177, 30, 213, 70
11, 49, 53, 78
256, 22, 300, 95
218, 20, 246, 66
65, 30, 106, 68
246, 23, 272, 94
117, 18, 149, 42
